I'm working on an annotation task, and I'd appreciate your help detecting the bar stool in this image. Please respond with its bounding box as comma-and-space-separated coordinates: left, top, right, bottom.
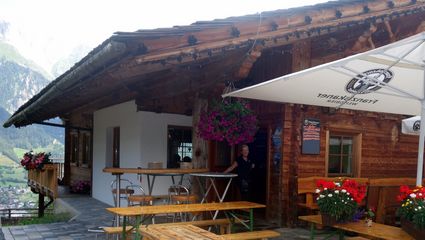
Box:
126, 185, 154, 206
110, 179, 134, 226
168, 184, 199, 221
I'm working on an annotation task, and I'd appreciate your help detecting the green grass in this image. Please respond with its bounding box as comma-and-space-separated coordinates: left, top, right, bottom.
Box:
15, 145, 64, 159
13, 147, 28, 159
4, 212, 71, 226
0, 154, 27, 187
0, 154, 18, 167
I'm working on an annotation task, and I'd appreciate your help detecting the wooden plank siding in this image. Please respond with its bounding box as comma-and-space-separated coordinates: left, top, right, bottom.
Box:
280, 105, 420, 225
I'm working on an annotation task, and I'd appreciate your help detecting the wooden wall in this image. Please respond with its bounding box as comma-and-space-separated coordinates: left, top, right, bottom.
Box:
292, 107, 418, 178
280, 105, 419, 225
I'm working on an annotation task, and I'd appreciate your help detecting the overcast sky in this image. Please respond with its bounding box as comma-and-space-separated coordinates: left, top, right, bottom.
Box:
0, 0, 328, 73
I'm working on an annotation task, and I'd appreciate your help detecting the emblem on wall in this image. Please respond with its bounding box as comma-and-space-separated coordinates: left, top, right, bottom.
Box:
346, 69, 393, 94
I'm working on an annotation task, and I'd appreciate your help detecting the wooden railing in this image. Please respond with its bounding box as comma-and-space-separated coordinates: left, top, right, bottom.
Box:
0, 207, 53, 219
28, 164, 58, 199
51, 158, 64, 180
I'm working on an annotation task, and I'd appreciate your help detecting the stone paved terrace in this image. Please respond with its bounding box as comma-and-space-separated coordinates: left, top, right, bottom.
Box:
0, 196, 342, 239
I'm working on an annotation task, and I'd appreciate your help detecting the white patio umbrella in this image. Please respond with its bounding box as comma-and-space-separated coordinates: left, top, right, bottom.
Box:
224, 32, 425, 186
402, 116, 421, 135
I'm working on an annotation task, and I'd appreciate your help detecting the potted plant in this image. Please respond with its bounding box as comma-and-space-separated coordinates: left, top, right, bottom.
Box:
70, 180, 91, 194
397, 185, 425, 239
315, 179, 367, 226
197, 99, 258, 146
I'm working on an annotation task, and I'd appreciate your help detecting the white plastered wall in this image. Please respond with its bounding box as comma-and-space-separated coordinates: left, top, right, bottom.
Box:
92, 100, 192, 206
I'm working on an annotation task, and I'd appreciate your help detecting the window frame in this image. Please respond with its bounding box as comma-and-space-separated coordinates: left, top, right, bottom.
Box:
325, 129, 362, 177
167, 125, 193, 168
80, 131, 91, 168
70, 131, 79, 167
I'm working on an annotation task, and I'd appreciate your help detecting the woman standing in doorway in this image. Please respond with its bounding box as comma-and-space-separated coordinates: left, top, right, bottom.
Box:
224, 144, 255, 200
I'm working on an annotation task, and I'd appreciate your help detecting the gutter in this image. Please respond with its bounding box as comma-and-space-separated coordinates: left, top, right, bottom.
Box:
3, 40, 127, 128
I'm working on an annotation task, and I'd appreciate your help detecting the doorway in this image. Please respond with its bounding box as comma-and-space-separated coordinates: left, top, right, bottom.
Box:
248, 128, 268, 205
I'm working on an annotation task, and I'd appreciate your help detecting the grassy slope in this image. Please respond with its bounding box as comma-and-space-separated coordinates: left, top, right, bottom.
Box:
0, 154, 26, 187
13, 147, 27, 159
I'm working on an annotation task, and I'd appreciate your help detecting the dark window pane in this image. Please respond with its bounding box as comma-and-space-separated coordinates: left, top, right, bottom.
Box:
342, 155, 352, 174
329, 137, 341, 154
167, 127, 192, 168
328, 155, 341, 173
342, 138, 353, 155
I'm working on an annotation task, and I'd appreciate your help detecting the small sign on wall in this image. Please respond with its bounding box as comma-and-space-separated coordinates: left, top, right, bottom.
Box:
302, 118, 320, 154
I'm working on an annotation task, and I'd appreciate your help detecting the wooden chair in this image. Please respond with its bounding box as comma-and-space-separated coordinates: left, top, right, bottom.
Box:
168, 184, 199, 221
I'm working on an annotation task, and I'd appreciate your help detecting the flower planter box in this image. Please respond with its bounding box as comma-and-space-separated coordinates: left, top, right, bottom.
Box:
401, 218, 425, 240
27, 164, 58, 198
321, 214, 337, 226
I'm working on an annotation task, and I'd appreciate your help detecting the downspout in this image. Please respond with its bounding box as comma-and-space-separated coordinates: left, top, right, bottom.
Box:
3, 40, 127, 128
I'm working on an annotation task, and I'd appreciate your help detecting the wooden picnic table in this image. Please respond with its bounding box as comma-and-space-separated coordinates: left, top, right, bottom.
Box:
106, 201, 265, 239
298, 215, 414, 240
139, 224, 224, 240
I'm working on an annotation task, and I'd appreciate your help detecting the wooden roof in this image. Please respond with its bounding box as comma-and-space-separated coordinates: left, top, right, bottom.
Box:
4, 0, 425, 128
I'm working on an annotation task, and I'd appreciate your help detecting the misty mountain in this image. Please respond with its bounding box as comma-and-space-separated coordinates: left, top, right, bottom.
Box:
51, 44, 91, 78
0, 38, 64, 162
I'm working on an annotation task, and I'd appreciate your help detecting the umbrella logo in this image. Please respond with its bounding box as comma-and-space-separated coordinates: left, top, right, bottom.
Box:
414, 120, 421, 131
346, 69, 393, 94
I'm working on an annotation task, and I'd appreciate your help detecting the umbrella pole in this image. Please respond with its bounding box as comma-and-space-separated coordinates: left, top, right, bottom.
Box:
417, 100, 425, 186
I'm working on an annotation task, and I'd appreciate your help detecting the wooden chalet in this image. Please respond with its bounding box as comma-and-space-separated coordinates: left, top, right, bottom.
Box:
4, 0, 425, 226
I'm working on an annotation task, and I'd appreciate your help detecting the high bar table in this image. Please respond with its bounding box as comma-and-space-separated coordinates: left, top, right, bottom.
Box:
189, 172, 238, 220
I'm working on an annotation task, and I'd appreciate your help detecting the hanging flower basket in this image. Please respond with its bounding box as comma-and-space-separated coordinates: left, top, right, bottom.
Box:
197, 98, 258, 146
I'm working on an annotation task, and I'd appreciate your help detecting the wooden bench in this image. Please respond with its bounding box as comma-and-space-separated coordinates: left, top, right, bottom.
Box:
221, 230, 281, 240
103, 218, 232, 236
367, 178, 422, 225
297, 177, 369, 214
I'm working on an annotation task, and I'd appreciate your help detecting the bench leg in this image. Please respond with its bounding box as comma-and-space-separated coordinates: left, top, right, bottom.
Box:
310, 223, 315, 240
135, 216, 141, 240
122, 216, 127, 240
249, 209, 254, 231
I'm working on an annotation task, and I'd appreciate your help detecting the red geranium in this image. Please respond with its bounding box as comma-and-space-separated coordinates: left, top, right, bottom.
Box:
20, 151, 51, 170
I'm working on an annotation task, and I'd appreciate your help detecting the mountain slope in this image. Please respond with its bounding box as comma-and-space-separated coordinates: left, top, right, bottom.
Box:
0, 107, 63, 162
0, 38, 64, 162
0, 57, 50, 114
0, 41, 51, 80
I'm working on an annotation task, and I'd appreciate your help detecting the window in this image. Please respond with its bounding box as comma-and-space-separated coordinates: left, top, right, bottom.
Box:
81, 132, 91, 167
167, 126, 192, 168
70, 132, 79, 165
106, 127, 120, 168
326, 130, 362, 177
328, 136, 353, 175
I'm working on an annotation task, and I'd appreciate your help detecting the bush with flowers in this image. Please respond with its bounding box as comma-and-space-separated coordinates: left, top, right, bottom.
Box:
20, 151, 52, 170
397, 185, 425, 229
315, 179, 367, 223
197, 99, 258, 146
70, 180, 91, 194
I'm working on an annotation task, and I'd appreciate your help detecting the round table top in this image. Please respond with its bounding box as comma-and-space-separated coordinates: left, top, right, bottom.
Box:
189, 172, 238, 178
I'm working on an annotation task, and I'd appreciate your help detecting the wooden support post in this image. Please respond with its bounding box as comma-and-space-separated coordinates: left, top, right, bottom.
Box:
191, 97, 209, 198
38, 193, 45, 217
63, 122, 71, 185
